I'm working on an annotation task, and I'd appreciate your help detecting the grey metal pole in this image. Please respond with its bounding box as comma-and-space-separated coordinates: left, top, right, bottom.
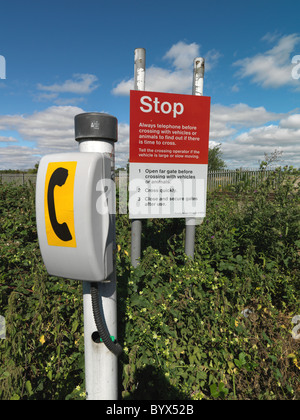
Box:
192, 57, 205, 96
75, 113, 119, 400
134, 48, 146, 91
131, 48, 145, 267
185, 58, 205, 260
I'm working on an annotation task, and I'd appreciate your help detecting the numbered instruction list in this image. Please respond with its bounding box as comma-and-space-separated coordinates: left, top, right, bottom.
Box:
129, 163, 207, 219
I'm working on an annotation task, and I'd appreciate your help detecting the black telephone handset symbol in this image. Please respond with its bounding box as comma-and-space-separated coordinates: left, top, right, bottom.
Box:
47, 167, 73, 242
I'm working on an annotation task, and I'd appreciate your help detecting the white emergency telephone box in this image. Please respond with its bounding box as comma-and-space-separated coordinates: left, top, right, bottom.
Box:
36, 152, 114, 282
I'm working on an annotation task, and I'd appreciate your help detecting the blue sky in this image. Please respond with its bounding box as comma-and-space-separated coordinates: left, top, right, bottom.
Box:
0, 0, 300, 169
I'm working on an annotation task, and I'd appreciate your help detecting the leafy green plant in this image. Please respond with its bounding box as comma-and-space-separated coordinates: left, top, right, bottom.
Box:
0, 183, 84, 400
210, 382, 229, 398
0, 167, 299, 400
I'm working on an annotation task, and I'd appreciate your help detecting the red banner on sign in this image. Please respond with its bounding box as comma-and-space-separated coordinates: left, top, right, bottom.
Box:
130, 90, 210, 165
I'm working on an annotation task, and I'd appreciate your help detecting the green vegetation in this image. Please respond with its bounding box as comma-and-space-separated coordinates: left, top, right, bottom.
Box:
208, 143, 226, 171
0, 166, 299, 400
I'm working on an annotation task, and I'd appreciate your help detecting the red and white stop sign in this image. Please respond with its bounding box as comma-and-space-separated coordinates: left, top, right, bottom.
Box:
130, 90, 210, 164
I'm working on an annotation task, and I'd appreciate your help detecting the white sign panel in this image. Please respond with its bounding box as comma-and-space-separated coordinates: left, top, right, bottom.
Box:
129, 163, 207, 219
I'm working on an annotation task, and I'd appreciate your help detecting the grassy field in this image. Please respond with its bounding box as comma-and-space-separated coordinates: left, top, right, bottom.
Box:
0, 166, 299, 400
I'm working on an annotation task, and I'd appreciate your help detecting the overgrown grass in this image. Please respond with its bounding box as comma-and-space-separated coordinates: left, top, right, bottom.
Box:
0, 166, 299, 400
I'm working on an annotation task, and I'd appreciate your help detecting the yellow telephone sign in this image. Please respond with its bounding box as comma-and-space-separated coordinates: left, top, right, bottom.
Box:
44, 161, 77, 247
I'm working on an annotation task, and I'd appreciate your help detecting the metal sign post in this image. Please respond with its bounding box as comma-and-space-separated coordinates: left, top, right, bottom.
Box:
185, 58, 205, 259
130, 48, 145, 267
74, 113, 121, 400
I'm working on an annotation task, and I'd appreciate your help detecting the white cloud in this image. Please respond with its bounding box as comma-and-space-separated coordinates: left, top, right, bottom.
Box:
233, 33, 300, 89
0, 106, 82, 152
37, 74, 99, 94
146, 66, 192, 94
0, 106, 130, 169
112, 41, 221, 96
261, 32, 282, 44
221, 132, 299, 168
234, 124, 300, 146
0, 145, 41, 170
0, 106, 83, 169
280, 113, 300, 128
1, 102, 299, 170
209, 103, 284, 143
163, 41, 200, 70
210, 104, 300, 168
115, 122, 129, 167
0, 136, 17, 143
204, 49, 223, 71
111, 78, 134, 96
231, 84, 240, 92
34, 74, 99, 106
211, 103, 282, 127
112, 66, 192, 95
